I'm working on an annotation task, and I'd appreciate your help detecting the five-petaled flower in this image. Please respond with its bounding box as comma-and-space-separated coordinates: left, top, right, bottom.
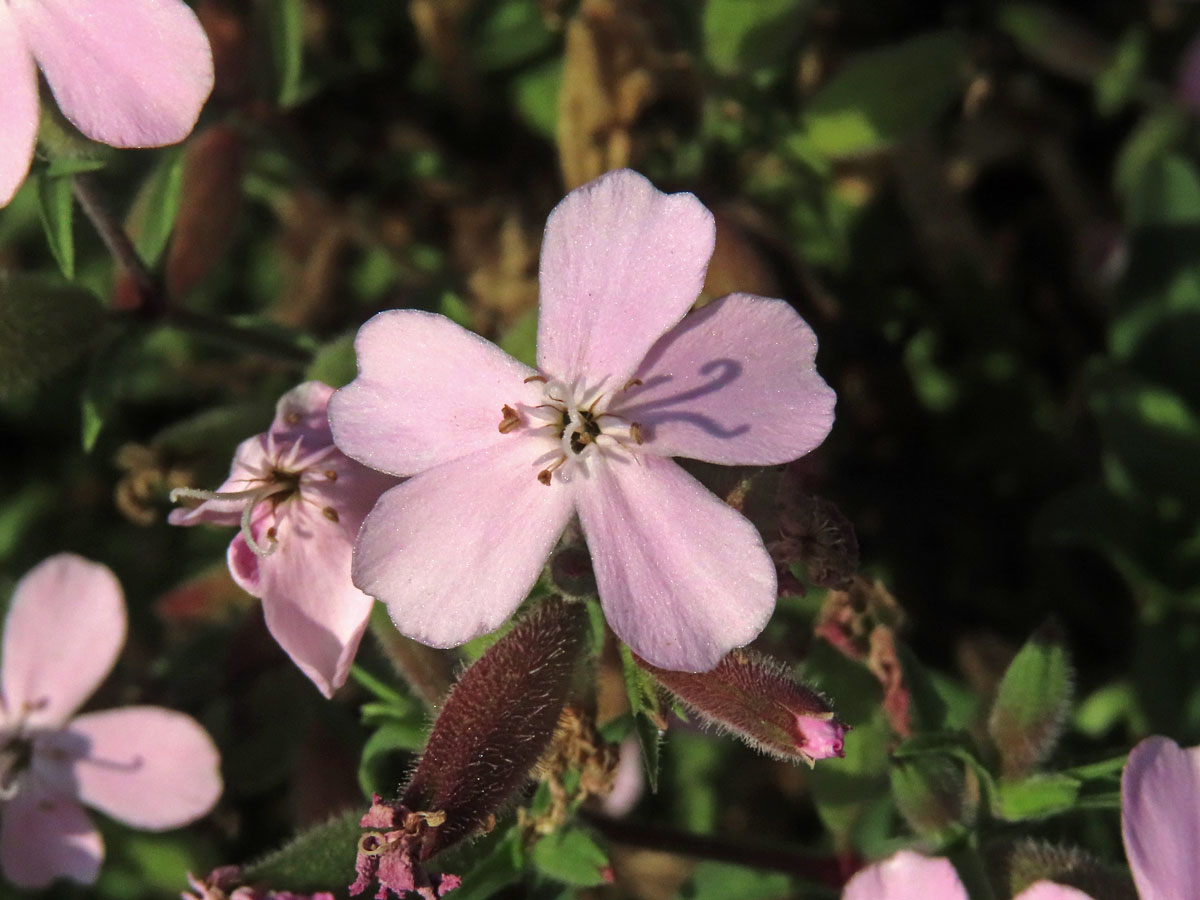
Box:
330, 169, 836, 671
0, 554, 222, 889
170, 381, 397, 697
0, 0, 214, 205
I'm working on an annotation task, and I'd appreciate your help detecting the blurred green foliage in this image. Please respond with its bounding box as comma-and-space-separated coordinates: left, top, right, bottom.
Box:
4, 0, 1200, 897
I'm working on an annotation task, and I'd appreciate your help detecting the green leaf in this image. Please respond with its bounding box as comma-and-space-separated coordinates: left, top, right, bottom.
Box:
269, 0, 305, 107
802, 30, 966, 157
445, 829, 525, 900
673, 861, 791, 900
242, 809, 362, 892
993, 773, 1081, 821
1095, 27, 1146, 117
997, 3, 1111, 82
531, 826, 610, 887
359, 720, 426, 798
1124, 154, 1200, 229
305, 333, 359, 389
468, 0, 555, 72
703, 0, 810, 76
618, 643, 665, 792
499, 308, 538, 368
512, 58, 563, 140
0, 274, 104, 400
988, 620, 1074, 778
36, 175, 75, 279
126, 147, 185, 266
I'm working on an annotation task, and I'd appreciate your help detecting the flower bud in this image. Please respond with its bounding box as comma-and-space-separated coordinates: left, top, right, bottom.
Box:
639, 649, 847, 766
402, 597, 589, 858
890, 752, 978, 837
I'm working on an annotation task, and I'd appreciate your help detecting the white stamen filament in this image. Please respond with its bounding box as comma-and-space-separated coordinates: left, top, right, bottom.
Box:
170, 481, 297, 558
500, 375, 645, 484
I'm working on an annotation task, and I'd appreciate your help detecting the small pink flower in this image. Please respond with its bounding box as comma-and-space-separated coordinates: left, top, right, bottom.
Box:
0, 554, 222, 889
170, 382, 397, 697
330, 169, 836, 671
841, 851, 1093, 900
1121, 735, 1200, 899
0, 0, 214, 206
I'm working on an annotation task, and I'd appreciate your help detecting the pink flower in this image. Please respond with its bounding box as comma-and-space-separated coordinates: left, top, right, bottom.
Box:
1121, 735, 1200, 899
170, 382, 397, 697
0, 554, 222, 889
841, 851, 1093, 900
329, 169, 836, 671
0, 0, 212, 205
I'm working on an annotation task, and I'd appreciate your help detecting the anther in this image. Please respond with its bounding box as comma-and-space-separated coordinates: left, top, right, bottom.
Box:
630, 422, 644, 444
499, 404, 521, 434
285, 410, 302, 425
325, 469, 338, 481
323, 507, 339, 522
622, 378, 643, 391
266, 526, 278, 542
537, 469, 553, 486
524, 375, 548, 384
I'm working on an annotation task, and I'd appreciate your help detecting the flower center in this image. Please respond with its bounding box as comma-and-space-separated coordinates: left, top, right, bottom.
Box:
499, 376, 645, 485
170, 439, 340, 557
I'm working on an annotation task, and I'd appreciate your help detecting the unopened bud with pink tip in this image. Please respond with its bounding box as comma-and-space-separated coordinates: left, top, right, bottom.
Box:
638, 649, 847, 766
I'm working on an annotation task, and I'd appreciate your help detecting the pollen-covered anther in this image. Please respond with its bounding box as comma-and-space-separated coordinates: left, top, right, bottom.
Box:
498, 404, 521, 434
323, 507, 340, 522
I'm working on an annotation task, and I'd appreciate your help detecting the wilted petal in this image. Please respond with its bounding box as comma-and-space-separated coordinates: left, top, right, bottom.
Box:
330, 310, 542, 476
0, 783, 102, 888
50, 707, 221, 830
353, 436, 574, 649
0, 5, 38, 207
576, 455, 776, 671
11, 0, 213, 148
1013, 883, 1096, 900
536, 169, 715, 387
2, 555, 125, 727
1121, 735, 1200, 900
842, 851, 968, 900
251, 508, 376, 698
617, 293, 836, 465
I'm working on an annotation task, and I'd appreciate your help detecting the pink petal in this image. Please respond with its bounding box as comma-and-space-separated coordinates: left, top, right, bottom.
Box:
2, 555, 125, 728
615, 293, 836, 465
1121, 735, 1200, 900
536, 169, 716, 387
248, 506, 376, 698
0, 5, 38, 206
330, 310, 542, 476
10, 0, 213, 148
352, 436, 574, 648
0, 784, 102, 888
576, 455, 776, 671
842, 851, 968, 900
49, 707, 222, 830
1013, 883, 1096, 900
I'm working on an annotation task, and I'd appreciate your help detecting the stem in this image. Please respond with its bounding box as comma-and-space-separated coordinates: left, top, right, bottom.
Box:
579, 810, 851, 888
73, 172, 312, 366
72, 173, 162, 313
368, 603, 455, 711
